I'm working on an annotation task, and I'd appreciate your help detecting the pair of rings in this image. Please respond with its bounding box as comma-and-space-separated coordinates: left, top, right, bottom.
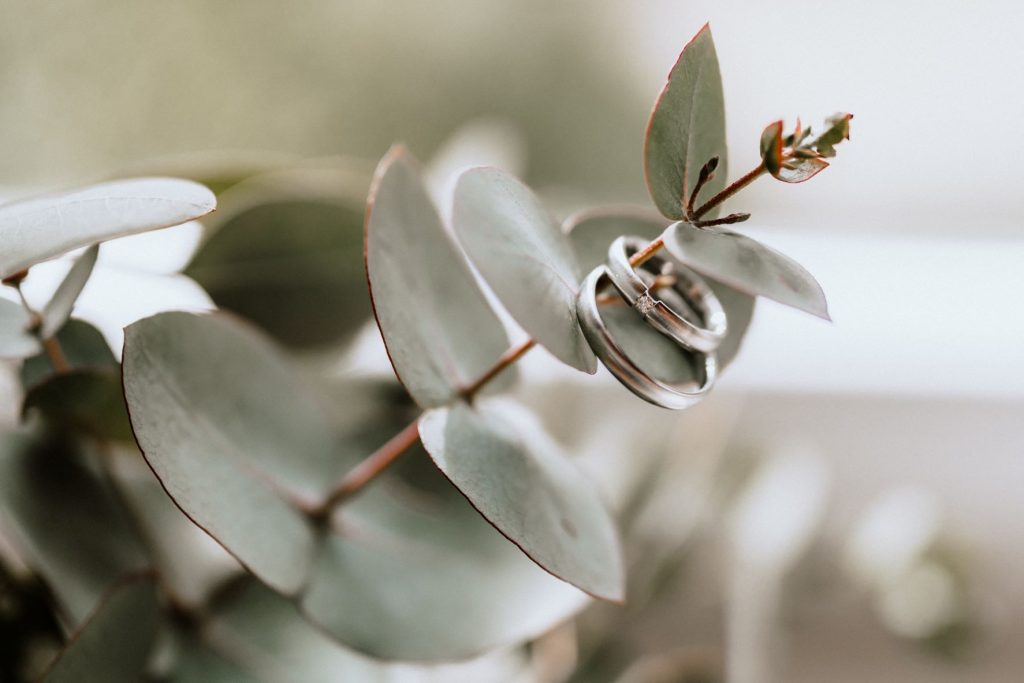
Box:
576, 236, 727, 410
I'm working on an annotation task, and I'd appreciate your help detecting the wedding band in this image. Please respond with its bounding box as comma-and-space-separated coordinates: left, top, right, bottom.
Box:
606, 236, 727, 353
576, 265, 717, 410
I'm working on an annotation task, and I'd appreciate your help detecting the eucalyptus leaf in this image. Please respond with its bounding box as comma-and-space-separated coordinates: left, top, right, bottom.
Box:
20, 318, 115, 388
419, 402, 623, 601
23, 369, 132, 442
300, 450, 589, 661
814, 112, 853, 158
0, 177, 215, 278
42, 574, 160, 683
776, 158, 829, 184
169, 635, 262, 683
760, 120, 784, 176
40, 244, 99, 340
122, 311, 342, 594
111, 457, 241, 609
663, 221, 829, 320
452, 166, 596, 372
205, 579, 531, 681
0, 431, 149, 624
366, 146, 513, 408
644, 25, 728, 220
564, 207, 755, 370
186, 198, 369, 350
0, 297, 40, 359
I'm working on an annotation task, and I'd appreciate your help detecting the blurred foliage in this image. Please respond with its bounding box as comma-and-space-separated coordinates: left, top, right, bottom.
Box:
0, 0, 650, 204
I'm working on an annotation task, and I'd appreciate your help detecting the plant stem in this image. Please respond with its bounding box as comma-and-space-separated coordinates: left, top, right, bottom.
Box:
13, 282, 69, 373
42, 337, 70, 373
314, 418, 421, 516
628, 237, 665, 270
691, 163, 766, 220
460, 338, 536, 400
317, 242, 671, 514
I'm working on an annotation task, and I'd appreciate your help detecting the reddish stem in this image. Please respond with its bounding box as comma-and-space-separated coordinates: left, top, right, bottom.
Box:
691, 163, 766, 220
318, 235, 672, 513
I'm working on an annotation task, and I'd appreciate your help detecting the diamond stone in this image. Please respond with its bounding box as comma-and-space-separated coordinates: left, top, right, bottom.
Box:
635, 293, 657, 315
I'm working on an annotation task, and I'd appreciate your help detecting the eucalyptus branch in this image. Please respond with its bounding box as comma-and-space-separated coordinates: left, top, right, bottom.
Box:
316, 242, 672, 515
691, 162, 766, 221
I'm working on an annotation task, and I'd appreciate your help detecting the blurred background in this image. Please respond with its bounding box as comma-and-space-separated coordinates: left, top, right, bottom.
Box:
2, 1, 1023, 681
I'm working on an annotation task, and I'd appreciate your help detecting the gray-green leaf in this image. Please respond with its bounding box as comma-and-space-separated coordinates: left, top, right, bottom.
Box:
366, 147, 513, 408
0, 178, 215, 278
0, 297, 40, 359
300, 452, 589, 661
452, 167, 596, 372
644, 25, 728, 220
419, 402, 624, 601
663, 221, 829, 320
40, 245, 99, 340
23, 369, 133, 442
42, 574, 160, 683
204, 579, 531, 681
122, 312, 341, 594
0, 431, 149, 624
186, 194, 369, 350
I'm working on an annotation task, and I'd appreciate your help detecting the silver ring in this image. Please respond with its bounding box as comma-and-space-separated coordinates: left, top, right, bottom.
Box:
576, 265, 717, 410
606, 235, 727, 353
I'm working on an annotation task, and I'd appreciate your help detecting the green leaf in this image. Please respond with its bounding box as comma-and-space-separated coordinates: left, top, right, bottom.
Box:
39, 245, 99, 340
644, 25, 728, 220
300, 451, 589, 661
775, 157, 829, 183
168, 635, 262, 683
110, 457, 241, 608
452, 167, 596, 372
760, 120, 784, 176
564, 207, 756, 370
122, 312, 341, 594
204, 578, 530, 681
20, 319, 115, 388
186, 196, 369, 350
22, 370, 133, 442
814, 112, 853, 158
0, 431, 149, 623
0, 297, 40, 360
42, 574, 160, 683
366, 147, 514, 408
0, 178, 216, 279
663, 221, 829, 320
419, 402, 624, 601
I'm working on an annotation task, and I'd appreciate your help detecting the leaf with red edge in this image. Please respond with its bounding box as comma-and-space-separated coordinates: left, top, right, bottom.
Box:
663, 220, 829, 320
760, 120, 784, 176
644, 25, 728, 220
776, 157, 830, 183
419, 401, 624, 602
366, 147, 514, 408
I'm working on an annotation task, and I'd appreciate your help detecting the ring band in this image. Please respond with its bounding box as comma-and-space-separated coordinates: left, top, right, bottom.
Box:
606, 235, 727, 353
576, 265, 717, 410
